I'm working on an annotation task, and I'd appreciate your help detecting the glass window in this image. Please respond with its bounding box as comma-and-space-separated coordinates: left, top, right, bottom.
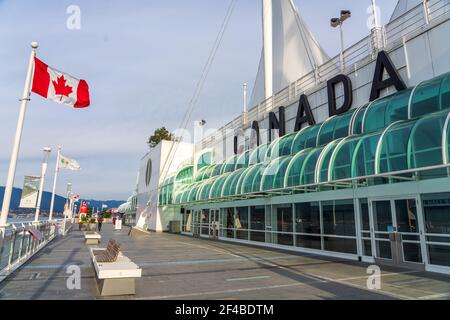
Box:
360, 199, 370, 231
250, 206, 266, 242
395, 199, 419, 233
422, 193, 450, 234
274, 205, 294, 246
221, 208, 235, 239
295, 202, 320, 234
235, 207, 249, 240
322, 200, 356, 236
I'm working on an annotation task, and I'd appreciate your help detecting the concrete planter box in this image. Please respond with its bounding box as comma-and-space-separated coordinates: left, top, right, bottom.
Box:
79, 223, 88, 231
88, 223, 97, 232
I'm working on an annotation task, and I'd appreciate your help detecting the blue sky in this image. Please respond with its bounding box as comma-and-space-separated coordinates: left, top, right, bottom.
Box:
0, 0, 398, 200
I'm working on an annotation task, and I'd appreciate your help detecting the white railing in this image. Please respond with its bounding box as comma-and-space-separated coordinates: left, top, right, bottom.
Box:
201, 0, 450, 148
0, 219, 71, 282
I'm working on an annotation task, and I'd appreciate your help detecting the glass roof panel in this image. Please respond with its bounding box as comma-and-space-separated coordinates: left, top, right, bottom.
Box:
316, 139, 342, 183
249, 143, 269, 165
285, 149, 313, 188
261, 156, 293, 191
409, 110, 448, 169
236, 150, 251, 170
221, 168, 246, 197
377, 120, 416, 174
351, 104, 368, 135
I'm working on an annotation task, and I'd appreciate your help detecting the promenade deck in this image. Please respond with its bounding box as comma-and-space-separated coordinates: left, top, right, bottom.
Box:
1, 224, 450, 300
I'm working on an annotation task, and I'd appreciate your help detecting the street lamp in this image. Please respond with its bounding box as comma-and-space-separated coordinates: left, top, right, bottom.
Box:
34, 146, 52, 223
331, 10, 352, 72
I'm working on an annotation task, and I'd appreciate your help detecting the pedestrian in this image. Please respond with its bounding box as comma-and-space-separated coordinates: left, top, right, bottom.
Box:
97, 216, 104, 232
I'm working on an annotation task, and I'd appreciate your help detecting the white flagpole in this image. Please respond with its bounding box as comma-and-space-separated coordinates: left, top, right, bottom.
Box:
49, 146, 61, 221
0, 42, 38, 237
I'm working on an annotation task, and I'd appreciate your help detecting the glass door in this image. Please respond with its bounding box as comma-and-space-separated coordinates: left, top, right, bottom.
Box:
210, 209, 219, 239
370, 198, 425, 270
193, 210, 201, 237
201, 209, 210, 236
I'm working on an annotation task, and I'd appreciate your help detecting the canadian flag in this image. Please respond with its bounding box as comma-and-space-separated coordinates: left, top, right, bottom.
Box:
32, 57, 90, 108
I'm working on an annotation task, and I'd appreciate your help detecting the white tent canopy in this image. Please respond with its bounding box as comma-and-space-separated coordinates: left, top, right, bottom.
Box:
250, 0, 329, 107
390, 0, 425, 21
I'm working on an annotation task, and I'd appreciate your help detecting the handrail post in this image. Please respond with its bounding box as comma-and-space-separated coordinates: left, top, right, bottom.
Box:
7, 230, 17, 270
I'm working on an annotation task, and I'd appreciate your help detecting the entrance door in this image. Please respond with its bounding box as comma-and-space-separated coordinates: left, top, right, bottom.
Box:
193, 210, 201, 237
201, 209, 210, 236
210, 209, 219, 240
370, 198, 425, 270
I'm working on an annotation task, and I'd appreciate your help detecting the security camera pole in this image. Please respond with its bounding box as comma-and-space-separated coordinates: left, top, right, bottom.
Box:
331, 10, 352, 72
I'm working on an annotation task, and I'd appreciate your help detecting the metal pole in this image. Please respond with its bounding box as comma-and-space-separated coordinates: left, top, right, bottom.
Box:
262, 0, 273, 99
423, 0, 430, 25
35, 148, 51, 223
48, 146, 61, 221
339, 23, 345, 72
0, 42, 38, 250
243, 83, 248, 113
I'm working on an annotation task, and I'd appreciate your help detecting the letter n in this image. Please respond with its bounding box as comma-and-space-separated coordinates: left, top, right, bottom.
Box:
269, 106, 286, 142
370, 50, 407, 101
295, 94, 316, 131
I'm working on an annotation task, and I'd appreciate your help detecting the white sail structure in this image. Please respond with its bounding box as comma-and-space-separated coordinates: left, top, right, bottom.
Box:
250, 0, 329, 107
390, 0, 423, 21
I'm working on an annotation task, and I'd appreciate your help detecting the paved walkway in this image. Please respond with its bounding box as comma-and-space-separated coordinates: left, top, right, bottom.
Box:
0, 224, 450, 300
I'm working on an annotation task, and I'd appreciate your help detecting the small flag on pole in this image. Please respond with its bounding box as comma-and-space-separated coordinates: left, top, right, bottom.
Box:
59, 154, 81, 171
32, 57, 90, 108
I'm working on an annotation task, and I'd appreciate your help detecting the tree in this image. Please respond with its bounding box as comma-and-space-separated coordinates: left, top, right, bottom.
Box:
147, 127, 174, 148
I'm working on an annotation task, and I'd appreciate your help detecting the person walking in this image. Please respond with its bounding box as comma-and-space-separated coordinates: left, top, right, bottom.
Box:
97, 216, 104, 232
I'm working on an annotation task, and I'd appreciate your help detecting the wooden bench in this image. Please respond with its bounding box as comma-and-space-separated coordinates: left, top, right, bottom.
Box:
84, 232, 102, 245
89, 240, 142, 296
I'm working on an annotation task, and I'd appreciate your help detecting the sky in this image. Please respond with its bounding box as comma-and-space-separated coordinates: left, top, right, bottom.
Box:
0, 0, 398, 200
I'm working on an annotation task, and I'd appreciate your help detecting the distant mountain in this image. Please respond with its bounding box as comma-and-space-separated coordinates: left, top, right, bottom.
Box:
0, 187, 125, 214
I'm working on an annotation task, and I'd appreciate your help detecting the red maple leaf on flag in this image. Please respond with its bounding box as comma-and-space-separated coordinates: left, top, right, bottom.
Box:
52, 75, 73, 98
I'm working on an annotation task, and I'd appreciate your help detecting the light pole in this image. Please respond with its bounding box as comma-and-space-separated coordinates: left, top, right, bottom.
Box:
34, 147, 52, 223
331, 10, 352, 72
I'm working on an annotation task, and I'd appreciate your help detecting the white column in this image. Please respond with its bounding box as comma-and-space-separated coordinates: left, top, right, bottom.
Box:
262, 0, 273, 100
35, 149, 51, 223
48, 146, 61, 221
0, 42, 38, 233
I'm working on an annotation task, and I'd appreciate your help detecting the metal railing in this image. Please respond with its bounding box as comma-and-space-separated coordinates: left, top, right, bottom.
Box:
201, 0, 450, 149
0, 219, 71, 282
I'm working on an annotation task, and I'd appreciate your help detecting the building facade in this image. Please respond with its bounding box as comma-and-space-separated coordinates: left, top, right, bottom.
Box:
136, 1, 450, 274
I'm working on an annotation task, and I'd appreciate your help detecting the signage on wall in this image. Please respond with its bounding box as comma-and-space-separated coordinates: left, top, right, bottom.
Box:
234, 50, 407, 153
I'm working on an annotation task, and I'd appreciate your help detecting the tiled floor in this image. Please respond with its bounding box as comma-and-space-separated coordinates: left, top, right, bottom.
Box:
1, 224, 449, 300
